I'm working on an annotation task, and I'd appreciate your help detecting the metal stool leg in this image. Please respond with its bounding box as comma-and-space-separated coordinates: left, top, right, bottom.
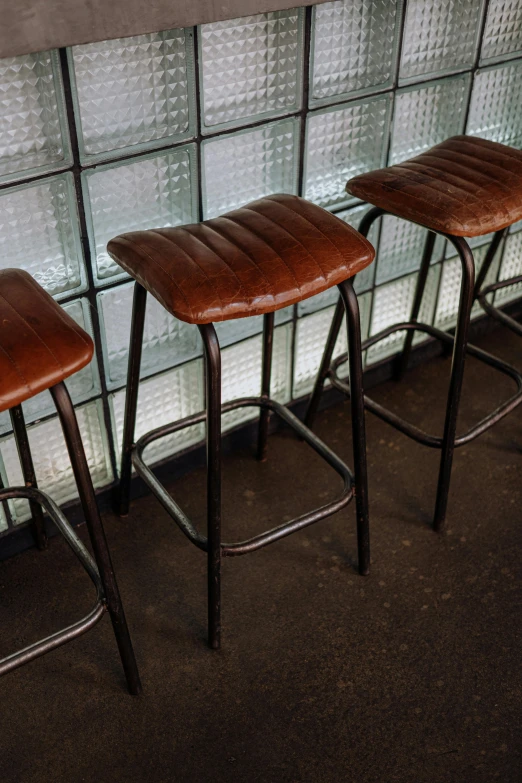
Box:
199, 324, 222, 650
433, 238, 475, 532
10, 405, 47, 549
117, 282, 147, 516
305, 206, 384, 430
257, 312, 275, 461
305, 297, 345, 429
396, 230, 436, 380
50, 382, 142, 695
338, 279, 370, 575
473, 228, 507, 300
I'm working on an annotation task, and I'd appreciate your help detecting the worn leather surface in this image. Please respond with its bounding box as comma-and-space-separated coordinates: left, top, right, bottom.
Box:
0, 269, 94, 412
346, 135, 522, 238
107, 194, 375, 324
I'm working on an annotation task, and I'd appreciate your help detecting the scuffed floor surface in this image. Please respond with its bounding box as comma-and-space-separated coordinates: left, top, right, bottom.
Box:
0, 326, 521, 783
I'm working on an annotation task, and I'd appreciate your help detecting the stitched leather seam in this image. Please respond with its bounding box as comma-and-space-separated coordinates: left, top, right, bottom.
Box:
257, 200, 344, 282
385, 165, 487, 224
0, 289, 67, 376
206, 219, 277, 306
351, 176, 468, 232
121, 234, 196, 319
225, 212, 305, 297
437, 144, 522, 182
452, 136, 522, 167
157, 228, 228, 315
420, 150, 520, 192
185, 224, 266, 304
272, 193, 373, 263
407, 155, 514, 225
0, 339, 33, 401
23, 275, 93, 354
221, 206, 324, 282
403, 157, 512, 198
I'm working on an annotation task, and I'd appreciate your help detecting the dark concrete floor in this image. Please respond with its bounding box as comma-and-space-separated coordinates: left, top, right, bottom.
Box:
1, 327, 521, 783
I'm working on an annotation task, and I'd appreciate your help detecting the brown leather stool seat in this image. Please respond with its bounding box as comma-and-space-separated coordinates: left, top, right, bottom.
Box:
107, 193, 374, 324
347, 135, 522, 237
0, 268, 94, 412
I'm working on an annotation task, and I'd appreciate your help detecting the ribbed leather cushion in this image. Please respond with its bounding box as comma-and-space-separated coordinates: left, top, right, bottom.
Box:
107, 194, 375, 324
0, 269, 94, 412
346, 135, 522, 237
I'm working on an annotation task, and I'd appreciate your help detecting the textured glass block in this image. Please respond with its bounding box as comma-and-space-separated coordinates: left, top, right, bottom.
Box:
376, 216, 445, 285
200, 9, 303, 132
111, 360, 205, 469
0, 298, 101, 435
0, 173, 85, 299
305, 96, 390, 210
390, 75, 470, 164
399, 0, 484, 83
496, 231, 522, 305
310, 0, 401, 106
70, 29, 195, 162
1, 400, 112, 523
202, 118, 298, 219
435, 243, 502, 329
481, 0, 522, 64
98, 282, 201, 390
0, 49, 71, 184
221, 324, 292, 430
83, 144, 197, 285
367, 266, 440, 364
293, 292, 372, 398
467, 61, 522, 148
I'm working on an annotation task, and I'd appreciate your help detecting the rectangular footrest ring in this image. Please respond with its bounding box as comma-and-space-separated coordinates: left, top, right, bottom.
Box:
0, 486, 105, 677
329, 321, 522, 449
131, 396, 354, 557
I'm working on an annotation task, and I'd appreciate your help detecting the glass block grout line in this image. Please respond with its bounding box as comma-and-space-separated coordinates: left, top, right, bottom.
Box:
57, 47, 120, 479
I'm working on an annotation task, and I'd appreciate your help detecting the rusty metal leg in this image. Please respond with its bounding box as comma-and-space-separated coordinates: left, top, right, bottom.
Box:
396, 230, 436, 380
433, 238, 475, 532
199, 323, 222, 650
257, 312, 275, 461
338, 279, 370, 576
9, 405, 47, 549
117, 282, 147, 517
50, 382, 142, 695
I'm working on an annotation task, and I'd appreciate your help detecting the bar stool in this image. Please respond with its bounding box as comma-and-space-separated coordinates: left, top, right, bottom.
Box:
107, 193, 375, 649
0, 269, 141, 694
306, 135, 522, 532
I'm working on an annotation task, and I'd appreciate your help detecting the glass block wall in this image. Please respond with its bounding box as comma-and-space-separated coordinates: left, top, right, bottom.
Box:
1, 0, 522, 534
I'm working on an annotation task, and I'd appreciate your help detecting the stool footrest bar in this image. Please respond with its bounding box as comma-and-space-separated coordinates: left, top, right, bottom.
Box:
477, 277, 522, 338
131, 397, 354, 557
0, 486, 105, 677
329, 321, 522, 449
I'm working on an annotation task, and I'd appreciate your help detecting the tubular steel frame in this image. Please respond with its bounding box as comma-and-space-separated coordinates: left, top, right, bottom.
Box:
305, 206, 522, 532
0, 382, 141, 694
117, 278, 369, 649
